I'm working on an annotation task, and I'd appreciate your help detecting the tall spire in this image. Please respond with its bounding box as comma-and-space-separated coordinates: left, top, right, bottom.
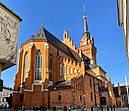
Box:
83, 4, 90, 37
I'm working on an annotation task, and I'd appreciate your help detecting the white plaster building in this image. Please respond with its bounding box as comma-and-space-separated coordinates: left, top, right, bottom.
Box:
117, 0, 129, 68
0, 87, 13, 108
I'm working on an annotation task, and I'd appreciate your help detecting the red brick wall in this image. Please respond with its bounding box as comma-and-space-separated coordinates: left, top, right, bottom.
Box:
100, 91, 111, 105
12, 92, 21, 108
73, 90, 84, 107
83, 74, 95, 107
24, 91, 31, 107
50, 88, 72, 107
83, 73, 102, 107
13, 85, 48, 108
23, 85, 48, 107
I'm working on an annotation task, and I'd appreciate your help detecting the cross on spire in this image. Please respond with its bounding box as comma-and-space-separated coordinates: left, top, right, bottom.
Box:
42, 20, 44, 28
84, 4, 86, 17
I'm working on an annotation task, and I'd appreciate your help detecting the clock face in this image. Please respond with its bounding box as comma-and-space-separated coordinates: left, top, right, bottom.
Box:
0, 7, 19, 63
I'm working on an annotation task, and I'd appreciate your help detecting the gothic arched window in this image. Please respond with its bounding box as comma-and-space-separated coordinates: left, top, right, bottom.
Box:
66, 65, 68, 75
35, 50, 42, 80
49, 54, 53, 81
23, 52, 28, 81
70, 67, 72, 74
73, 68, 76, 74
60, 63, 63, 76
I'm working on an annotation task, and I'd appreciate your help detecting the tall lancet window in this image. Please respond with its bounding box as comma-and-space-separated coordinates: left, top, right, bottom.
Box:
35, 50, 42, 80
24, 52, 28, 82
60, 63, 63, 76
49, 54, 53, 81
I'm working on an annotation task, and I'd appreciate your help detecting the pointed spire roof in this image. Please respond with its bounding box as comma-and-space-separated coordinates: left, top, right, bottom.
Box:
83, 4, 90, 37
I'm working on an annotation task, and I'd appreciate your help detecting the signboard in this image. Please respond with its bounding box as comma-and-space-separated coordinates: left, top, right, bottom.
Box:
0, 2, 22, 70
0, 79, 3, 91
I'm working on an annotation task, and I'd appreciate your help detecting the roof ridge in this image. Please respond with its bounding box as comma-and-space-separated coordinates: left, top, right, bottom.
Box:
0, 2, 22, 21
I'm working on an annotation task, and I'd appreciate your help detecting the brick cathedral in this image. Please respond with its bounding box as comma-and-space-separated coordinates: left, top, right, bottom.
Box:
12, 7, 116, 108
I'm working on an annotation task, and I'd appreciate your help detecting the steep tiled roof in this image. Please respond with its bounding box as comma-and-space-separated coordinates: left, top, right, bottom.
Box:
68, 48, 82, 63
29, 27, 83, 62
48, 80, 71, 89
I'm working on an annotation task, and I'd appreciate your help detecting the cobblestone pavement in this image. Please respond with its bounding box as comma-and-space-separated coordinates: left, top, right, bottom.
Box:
0, 107, 129, 111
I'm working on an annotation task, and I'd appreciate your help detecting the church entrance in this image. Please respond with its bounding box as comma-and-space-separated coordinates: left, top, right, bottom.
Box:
100, 96, 106, 105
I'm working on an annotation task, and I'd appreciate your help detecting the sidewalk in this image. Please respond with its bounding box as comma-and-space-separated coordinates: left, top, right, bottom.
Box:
0, 107, 129, 111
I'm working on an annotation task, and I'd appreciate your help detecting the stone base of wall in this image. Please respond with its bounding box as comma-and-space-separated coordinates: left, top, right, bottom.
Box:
12, 84, 48, 108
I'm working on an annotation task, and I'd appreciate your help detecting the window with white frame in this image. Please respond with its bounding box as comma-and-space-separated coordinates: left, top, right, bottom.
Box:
73, 68, 76, 74
70, 67, 72, 74
60, 63, 63, 76
77, 69, 80, 74
35, 50, 42, 80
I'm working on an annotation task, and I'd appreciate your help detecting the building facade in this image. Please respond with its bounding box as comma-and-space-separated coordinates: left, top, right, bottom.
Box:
0, 2, 22, 92
117, 0, 129, 68
12, 7, 116, 108
0, 86, 13, 108
113, 84, 129, 107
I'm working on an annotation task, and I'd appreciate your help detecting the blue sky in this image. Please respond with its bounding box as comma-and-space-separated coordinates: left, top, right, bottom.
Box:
1, 0, 129, 87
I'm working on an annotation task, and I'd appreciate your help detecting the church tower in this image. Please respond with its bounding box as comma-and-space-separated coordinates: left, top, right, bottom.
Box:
79, 5, 97, 64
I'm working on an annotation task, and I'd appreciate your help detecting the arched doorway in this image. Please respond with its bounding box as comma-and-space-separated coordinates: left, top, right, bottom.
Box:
100, 96, 106, 105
